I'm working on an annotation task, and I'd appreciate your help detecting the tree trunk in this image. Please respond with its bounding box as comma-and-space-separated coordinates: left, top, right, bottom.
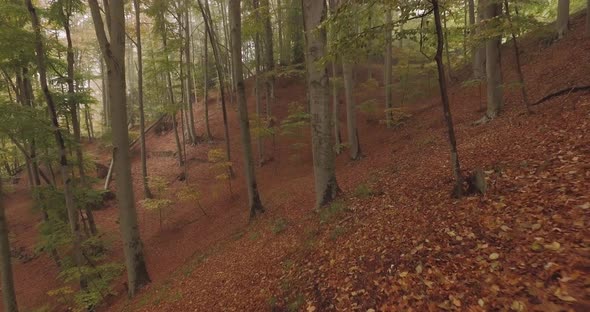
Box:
277, 0, 289, 65
432, 0, 463, 197
101, 58, 110, 129
0, 178, 18, 312
163, 29, 185, 166
63, 9, 99, 236
556, 0, 570, 39
302, 0, 339, 208
484, 0, 503, 119
26, 0, 86, 287
332, 62, 342, 154
88, 0, 151, 296
384, 6, 394, 127
198, 0, 234, 176
505, 0, 531, 113
342, 62, 360, 160
229, 0, 265, 218
254, 0, 265, 165
134, 0, 153, 199
203, 21, 212, 140
183, 6, 198, 144
473, 0, 486, 79
261, 0, 275, 116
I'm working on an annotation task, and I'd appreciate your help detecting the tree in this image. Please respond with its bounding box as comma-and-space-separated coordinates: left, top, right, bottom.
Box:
88, 0, 151, 296
432, 0, 463, 197
197, 0, 234, 176
302, 0, 339, 208
473, 0, 486, 79
133, 0, 153, 199
556, 0, 569, 39
229, 0, 265, 218
477, 0, 503, 122
384, 5, 394, 128
25, 0, 85, 288
261, 0, 275, 115
183, 3, 198, 144
203, 19, 213, 140
0, 177, 18, 312
504, 0, 530, 113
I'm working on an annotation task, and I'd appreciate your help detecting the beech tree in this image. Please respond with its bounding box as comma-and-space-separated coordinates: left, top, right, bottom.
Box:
476, 0, 503, 122
302, 0, 339, 208
0, 178, 18, 312
432, 0, 463, 196
556, 0, 569, 39
88, 0, 151, 296
384, 5, 394, 128
25, 0, 85, 288
229, 0, 265, 218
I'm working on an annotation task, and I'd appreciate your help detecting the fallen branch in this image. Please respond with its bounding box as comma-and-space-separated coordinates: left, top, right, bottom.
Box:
104, 115, 166, 190
532, 86, 590, 106
128, 114, 167, 149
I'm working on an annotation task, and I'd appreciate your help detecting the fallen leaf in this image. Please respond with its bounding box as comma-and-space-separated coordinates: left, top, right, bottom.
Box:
511, 300, 525, 311
554, 288, 577, 302
544, 242, 560, 251
489, 253, 500, 260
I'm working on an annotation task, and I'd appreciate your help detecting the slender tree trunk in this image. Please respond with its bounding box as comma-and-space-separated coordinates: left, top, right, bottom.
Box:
101, 58, 110, 129
556, 0, 570, 39
134, 0, 153, 199
468, 0, 475, 61
432, 0, 463, 197
0, 178, 18, 312
505, 0, 531, 113
89, 0, 150, 296
331, 62, 341, 154
443, 9, 453, 80
63, 10, 98, 236
164, 35, 185, 166
183, 6, 198, 144
277, 0, 287, 65
197, 0, 234, 176
261, 0, 275, 115
229, 0, 265, 218
484, 0, 503, 120
254, 0, 264, 165
302, 0, 339, 208
26, 0, 86, 287
203, 22, 212, 140
342, 62, 360, 160
473, 0, 486, 79
384, 6, 394, 128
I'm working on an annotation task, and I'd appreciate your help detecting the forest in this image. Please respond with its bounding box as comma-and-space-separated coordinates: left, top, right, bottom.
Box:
0, 0, 589, 311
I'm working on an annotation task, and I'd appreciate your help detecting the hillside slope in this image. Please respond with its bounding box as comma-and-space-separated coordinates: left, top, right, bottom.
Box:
3, 12, 589, 312
117, 13, 589, 312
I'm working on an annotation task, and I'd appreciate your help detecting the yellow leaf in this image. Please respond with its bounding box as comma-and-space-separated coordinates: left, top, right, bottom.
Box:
554, 288, 577, 302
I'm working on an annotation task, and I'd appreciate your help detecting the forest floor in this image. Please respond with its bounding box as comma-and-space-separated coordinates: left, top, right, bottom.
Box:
3, 12, 590, 312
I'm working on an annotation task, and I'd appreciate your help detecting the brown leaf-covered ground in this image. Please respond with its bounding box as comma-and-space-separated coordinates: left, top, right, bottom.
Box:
3, 12, 589, 312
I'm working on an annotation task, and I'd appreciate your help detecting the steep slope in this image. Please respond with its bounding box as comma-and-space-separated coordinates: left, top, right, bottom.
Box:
2, 12, 588, 312
112, 12, 590, 312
